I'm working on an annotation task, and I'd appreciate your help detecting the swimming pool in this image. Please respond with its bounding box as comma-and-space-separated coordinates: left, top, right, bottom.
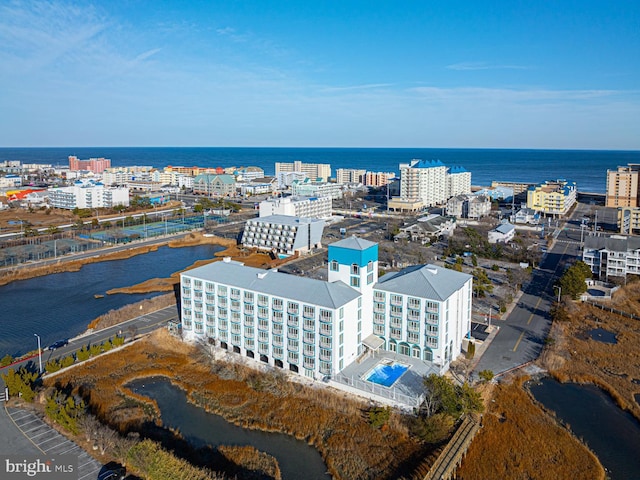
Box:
364, 361, 410, 388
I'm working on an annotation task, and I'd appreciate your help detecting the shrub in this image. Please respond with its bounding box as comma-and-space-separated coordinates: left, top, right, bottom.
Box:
45, 390, 85, 435
45, 359, 62, 373
368, 406, 391, 429
77, 346, 91, 362
1, 354, 14, 367
411, 412, 455, 444
112, 336, 125, 347
479, 370, 494, 383
1, 367, 38, 402
491, 264, 500, 271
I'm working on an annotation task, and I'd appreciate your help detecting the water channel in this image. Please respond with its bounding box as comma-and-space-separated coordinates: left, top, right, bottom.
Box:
0, 244, 223, 357
530, 377, 640, 480
128, 377, 330, 480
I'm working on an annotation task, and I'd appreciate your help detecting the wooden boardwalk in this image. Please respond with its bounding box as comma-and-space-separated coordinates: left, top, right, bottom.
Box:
423, 414, 481, 480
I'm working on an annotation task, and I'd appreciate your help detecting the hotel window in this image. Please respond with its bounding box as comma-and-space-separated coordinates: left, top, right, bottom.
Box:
367, 273, 373, 284
303, 305, 315, 318
304, 332, 315, 343
367, 260, 373, 272
330, 260, 339, 271
351, 264, 359, 275
244, 291, 254, 303
217, 285, 227, 296
351, 277, 360, 287
272, 298, 283, 310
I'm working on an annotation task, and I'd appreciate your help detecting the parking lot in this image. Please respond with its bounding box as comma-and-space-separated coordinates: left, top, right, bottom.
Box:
5, 407, 103, 479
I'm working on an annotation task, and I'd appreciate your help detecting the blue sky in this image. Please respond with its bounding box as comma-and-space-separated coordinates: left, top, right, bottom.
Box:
1, 0, 638, 149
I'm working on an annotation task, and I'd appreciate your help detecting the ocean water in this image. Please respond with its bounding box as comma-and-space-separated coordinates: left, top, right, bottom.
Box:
2, 147, 639, 194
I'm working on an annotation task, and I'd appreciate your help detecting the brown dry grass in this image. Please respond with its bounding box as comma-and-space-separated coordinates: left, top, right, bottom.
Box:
541, 299, 640, 422
0, 207, 75, 230
456, 377, 605, 480
47, 329, 426, 480
0, 231, 275, 289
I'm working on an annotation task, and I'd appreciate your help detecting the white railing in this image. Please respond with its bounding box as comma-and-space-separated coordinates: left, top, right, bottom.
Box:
331, 373, 424, 408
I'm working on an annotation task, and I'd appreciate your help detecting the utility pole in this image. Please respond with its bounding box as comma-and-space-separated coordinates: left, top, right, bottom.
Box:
34, 334, 43, 374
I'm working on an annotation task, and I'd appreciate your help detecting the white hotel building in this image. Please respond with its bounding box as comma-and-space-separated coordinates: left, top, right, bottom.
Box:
180, 237, 472, 382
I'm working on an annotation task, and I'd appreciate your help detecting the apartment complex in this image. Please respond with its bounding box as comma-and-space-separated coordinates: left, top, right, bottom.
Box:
398, 159, 471, 208
193, 174, 236, 196
275, 161, 332, 182
48, 182, 129, 210
619, 207, 640, 235
447, 166, 472, 198
290, 179, 343, 199
68, 156, 111, 174
606, 164, 640, 208
583, 235, 640, 279
336, 169, 366, 184
526, 180, 577, 216
241, 215, 325, 255
259, 196, 332, 219
446, 194, 491, 219
180, 237, 472, 380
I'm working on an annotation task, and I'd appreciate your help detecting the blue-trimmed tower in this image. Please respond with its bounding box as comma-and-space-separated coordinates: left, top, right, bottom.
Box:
327, 236, 378, 354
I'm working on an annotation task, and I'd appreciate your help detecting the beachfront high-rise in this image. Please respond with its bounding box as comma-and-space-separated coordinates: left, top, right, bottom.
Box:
275, 160, 332, 182
179, 237, 472, 382
606, 164, 640, 208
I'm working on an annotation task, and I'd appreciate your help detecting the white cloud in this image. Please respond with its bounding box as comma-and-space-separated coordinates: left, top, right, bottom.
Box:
446, 62, 531, 71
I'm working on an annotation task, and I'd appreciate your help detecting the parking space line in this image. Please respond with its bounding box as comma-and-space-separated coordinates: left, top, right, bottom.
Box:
9, 411, 31, 421
37, 436, 65, 447
43, 441, 73, 453
59, 444, 81, 455
30, 429, 54, 439
16, 418, 40, 429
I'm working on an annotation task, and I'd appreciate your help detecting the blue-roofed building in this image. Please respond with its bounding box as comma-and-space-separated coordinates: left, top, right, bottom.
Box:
180, 236, 473, 399
526, 179, 577, 216
397, 159, 472, 208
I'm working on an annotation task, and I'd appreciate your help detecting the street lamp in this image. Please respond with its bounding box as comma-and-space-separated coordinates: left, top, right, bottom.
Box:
34, 334, 43, 374
554, 285, 562, 303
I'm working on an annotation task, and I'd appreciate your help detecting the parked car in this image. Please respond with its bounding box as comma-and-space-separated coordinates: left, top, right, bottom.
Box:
47, 339, 69, 351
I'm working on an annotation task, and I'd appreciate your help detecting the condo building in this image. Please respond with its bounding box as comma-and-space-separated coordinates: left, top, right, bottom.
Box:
241, 215, 325, 255
68, 156, 111, 174
48, 182, 129, 210
398, 160, 472, 208
583, 235, 640, 279
606, 164, 640, 208
526, 179, 577, 216
290, 179, 343, 199
275, 161, 332, 183
259, 196, 332, 219
180, 237, 472, 382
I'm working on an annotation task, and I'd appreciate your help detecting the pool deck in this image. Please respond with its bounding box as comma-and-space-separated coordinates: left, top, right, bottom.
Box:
331, 350, 443, 408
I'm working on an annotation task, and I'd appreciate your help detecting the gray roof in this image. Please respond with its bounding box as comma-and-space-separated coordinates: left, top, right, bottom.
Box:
584, 235, 640, 252
375, 264, 472, 301
247, 214, 325, 226
183, 260, 360, 308
495, 223, 515, 234
330, 236, 377, 251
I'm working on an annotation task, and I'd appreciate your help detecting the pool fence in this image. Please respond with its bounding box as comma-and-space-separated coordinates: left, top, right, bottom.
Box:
330, 372, 424, 409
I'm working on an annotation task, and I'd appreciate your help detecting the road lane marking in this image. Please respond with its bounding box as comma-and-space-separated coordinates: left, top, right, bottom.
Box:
527, 297, 543, 325
513, 331, 525, 352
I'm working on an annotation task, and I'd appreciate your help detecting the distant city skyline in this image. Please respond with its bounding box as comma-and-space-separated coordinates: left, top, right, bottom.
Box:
1, 1, 639, 150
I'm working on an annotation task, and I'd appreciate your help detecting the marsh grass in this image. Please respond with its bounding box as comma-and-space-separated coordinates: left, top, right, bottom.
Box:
456, 378, 605, 480
47, 329, 431, 480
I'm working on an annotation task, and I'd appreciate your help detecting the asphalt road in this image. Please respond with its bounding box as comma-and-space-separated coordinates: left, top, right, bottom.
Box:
0, 306, 178, 474
472, 204, 589, 377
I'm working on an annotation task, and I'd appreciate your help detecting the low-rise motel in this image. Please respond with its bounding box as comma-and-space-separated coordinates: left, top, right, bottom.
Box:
179, 237, 472, 403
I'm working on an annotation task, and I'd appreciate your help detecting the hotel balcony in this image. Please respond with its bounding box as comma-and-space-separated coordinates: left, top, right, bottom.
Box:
319, 352, 332, 361
287, 317, 299, 327
258, 343, 269, 354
